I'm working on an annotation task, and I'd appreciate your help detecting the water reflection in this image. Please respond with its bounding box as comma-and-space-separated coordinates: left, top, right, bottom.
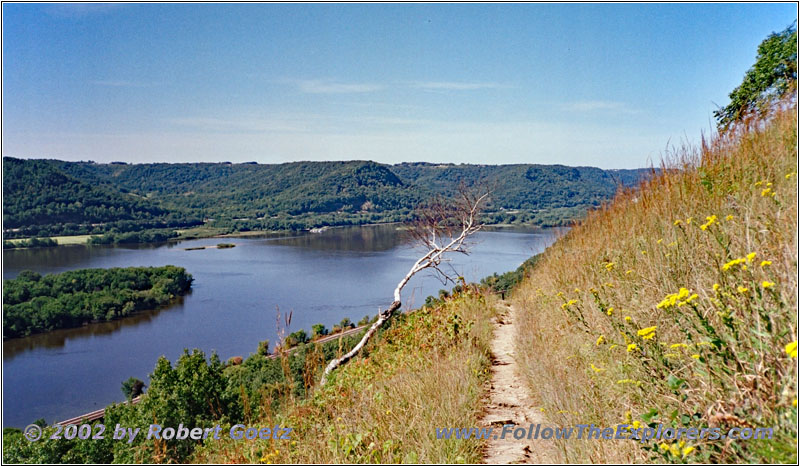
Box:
3, 295, 189, 359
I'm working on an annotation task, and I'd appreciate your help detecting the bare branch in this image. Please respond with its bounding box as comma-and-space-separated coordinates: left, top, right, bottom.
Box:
319, 186, 489, 386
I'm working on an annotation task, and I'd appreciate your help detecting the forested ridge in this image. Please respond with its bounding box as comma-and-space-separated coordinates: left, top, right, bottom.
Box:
3, 157, 650, 239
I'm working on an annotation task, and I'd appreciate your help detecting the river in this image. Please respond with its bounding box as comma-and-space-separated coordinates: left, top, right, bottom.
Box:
2, 224, 561, 428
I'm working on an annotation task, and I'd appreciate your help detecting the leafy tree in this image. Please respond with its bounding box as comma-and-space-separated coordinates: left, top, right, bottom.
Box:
339, 317, 354, 329
286, 329, 309, 347
311, 323, 329, 338
715, 24, 797, 128
121, 377, 145, 400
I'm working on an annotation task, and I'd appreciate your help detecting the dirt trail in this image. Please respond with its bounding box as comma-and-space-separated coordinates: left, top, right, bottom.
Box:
481, 301, 555, 464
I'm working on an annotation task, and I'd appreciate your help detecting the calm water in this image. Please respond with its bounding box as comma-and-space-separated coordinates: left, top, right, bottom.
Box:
2, 224, 560, 427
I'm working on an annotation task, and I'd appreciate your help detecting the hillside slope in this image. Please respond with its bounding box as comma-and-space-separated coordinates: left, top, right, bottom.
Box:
4, 158, 650, 239
2, 158, 200, 238
512, 104, 797, 463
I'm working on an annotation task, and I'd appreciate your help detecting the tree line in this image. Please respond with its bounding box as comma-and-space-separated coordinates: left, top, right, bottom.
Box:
3, 266, 193, 338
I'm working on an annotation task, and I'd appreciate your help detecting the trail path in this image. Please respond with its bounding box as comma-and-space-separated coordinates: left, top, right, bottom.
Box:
481, 301, 556, 464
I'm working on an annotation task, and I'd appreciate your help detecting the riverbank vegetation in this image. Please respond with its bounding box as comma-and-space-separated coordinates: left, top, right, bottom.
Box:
2, 286, 494, 464
3, 266, 193, 338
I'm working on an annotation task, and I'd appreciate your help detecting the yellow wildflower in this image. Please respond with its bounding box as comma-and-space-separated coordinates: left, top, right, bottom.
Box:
657, 238, 663, 244
760, 260, 772, 267
624, 315, 631, 322
761, 187, 772, 196
609, 344, 618, 351
670, 343, 688, 349
641, 250, 647, 255
659, 443, 670, 451
746, 252, 756, 262
605, 262, 615, 270
625, 269, 633, 275
596, 335, 605, 345
785, 341, 797, 358
786, 172, 797, 179
762, 281, 775, 289
690, 354, 700, 360
664, 352, 679, 358
794, 398, 797, 407
737, 286, 749, 294
590, 363, 605, 373
725, 214, 734, 221
755, 181, 763, 187
574, 288, 581, 293
556, 291, 564, 298
700, 215, 717, 230
682, 446, 695, 457
606, 307, 614, 316
627, 343, 637, 352
686, 217, 693, 224
673, 219, 682, 226
616, 379, 642, 385
637, 326, 657, 340
722, 257, 746, 271
657, 288, 691, 309
713, 283, 720, 291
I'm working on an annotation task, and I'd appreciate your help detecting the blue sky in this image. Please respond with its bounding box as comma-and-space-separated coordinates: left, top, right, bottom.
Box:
2, 3, 797, 168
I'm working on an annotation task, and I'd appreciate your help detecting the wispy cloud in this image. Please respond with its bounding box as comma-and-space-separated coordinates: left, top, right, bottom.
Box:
562, 100, 640, 114
166, 116, 311, 133
297, 80, 384, 94
411, 81, 507, 91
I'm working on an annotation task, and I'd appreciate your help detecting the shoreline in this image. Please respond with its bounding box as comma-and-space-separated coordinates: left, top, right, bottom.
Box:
3, 220, 567, 250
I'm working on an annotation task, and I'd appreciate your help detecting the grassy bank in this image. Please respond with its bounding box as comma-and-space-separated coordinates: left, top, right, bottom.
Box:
513, 104, 797, 463
193, 289, 497, 463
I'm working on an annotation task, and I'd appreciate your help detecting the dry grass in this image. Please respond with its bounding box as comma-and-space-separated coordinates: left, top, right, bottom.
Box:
513, 103, 797, 463
193, 289, 497, 463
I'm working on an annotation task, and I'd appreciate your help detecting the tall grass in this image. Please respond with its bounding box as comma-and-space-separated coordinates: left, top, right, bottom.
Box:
193, 289, 497, 463
514, 103, 797, 463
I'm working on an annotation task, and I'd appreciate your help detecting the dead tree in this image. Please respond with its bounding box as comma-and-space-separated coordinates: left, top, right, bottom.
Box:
319, 187, 488, 386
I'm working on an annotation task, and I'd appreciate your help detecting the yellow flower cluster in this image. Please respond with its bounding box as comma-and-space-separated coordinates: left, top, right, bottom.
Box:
260, 449, 281, 464
605, 262, 615, 271
590, 363, 605, 373
596, 335, 605, 346
616, 379, 642, 386
656, 288, 696, 309
722, 252, 757, 271
626, 343, 637, 352
637, 326, 657, 340
560, 299, 578, 310
700, 215, 717, 231
660, 441, 695, 457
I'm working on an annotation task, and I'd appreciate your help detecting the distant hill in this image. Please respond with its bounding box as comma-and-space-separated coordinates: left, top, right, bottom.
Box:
392, 162, 648, 210
2, 158, 202, 238
3, 157, 651, 239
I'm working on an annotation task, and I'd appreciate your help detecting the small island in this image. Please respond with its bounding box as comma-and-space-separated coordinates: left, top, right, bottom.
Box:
184, 243, 236, 251
3, 266, 193, 339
